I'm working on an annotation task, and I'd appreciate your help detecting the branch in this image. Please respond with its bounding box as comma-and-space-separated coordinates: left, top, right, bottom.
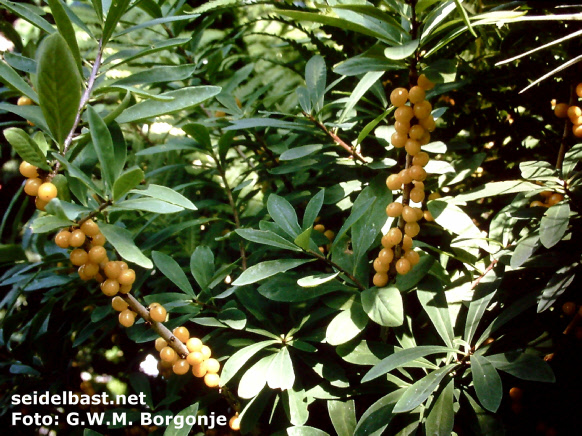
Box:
556, 83, 576, 172
308, 249, 366, 291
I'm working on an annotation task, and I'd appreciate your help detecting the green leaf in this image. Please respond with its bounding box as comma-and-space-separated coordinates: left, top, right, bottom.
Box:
510, 234, 540, 269
109, 65, 197, 87
46, 0, 82, 76
451, 181, 540, 204
103, 37, 191, 67
190, 246, 215, 290
302, 190, 325, 230
362, 346, 457, 383
464, 271, 499, 345
3, 128, 49, 170
114, 15, 196, 38
485, 352, 555, 382
353, 389, 405, 436
332, 197, 375, 251
0, 0, 55, 34
116, 86, 221, 123
297, 273, 339, 287
428, 200, 488, 251
51, 154, 101, 195
102, 0, 131, 43
112, 198, 184, 214
470, 354, 502, 413
0, 60, 38, 103
328, 400, 356, 436
152, 251, 195, 297
294, 227, 312, 251
233, 259, 312, 286
539, 203, 570, 248
0, 244, 26, 263
217, 308, 246, 330
266, 347, 295, 390
326, 302, 368, 346
238, 354, 276, 399
361, 286, 403, 327
129, 373, 153, 409
287, 427, 330, 436
417, 276, 454, 348
285, 388, 309, 426
235, 229, 302, 252
384, 39, 419, 60
425, 379, 454, 435
31, 215, 74, 234
220, 340, 278, 386
99, 223, 153, 268
35, 32, 82, 148
337, 340, 395, 366
86, 106, 116, 192
395, 254, 434, 291
258, 275, 352, 302
339, 71, 383, 124
0, 103, 49, 133
113, 167, 144, 201
267, 194, 302, 238
163, 403, 199, 436
538, 264, 576, 313
130, 184, 196, 210
519, 161, 557, 181
393, 364, 456, 413
305, 55, 326, 114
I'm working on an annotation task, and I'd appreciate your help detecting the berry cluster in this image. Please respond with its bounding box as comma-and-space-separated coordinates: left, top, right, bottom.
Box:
55, 220, 137, 313
154, 325, 221, 388
20, 161, 58, 211
529, 191, 564, 208
313, 220, 335, 253
553, 83, 582, 137
373, 74, 436, 287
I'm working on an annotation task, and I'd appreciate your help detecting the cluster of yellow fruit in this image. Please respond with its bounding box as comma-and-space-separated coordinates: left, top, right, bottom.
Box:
553, 83, 582, 137
529, 191, 564, 208
19, 161, 58, 211
314, 221, 335, 253
372, 74, 436, 286
154, 325, 221, 388
55, 219, 138, 326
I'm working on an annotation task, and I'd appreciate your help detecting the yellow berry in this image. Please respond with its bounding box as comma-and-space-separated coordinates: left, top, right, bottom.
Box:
55, 230, 71, 248
408, 86, 425, 104
17, 96, 33, 106
204, 373, 220, 387
410, 187, 425, 203
419, 115, 436, 132
424, 210, 434, 221
396, 258, 412, 275
405, 139, 421, 156
80, 220, 100, 237
149, 303, 167, 322
373, 257, 390, 273
104, 261, 122, 279
386, 174, 402, 191
394, 120, 410, 134
403, 250, 420, 266
402, 206, 418, 223
173, 326, 190, 343
568, 105, 582, 121
112, 296, 129, 312
409, 165, 427, 181
155, 337, 167, 352
229, 415, 241, 431
91, 233, 106, 246
408, 125, 425, 140
160, 346, 178, 363
554, 103, 569, 118
572, 124, 582, 138
83, 262, 99, 277
399, 169, 413, 185
119, 284, 132, 294
530, 200, 545, 208
118, 269, 136, 286
548, 193, 564, 206
402, 235, 413, 251
187, 337, 203, 353
390, 87, 409, 107
187, 351, 204, 366
419, 131, 431, 145
201, 345, 212, 360
412, 152, 430, 167
404, 222, 420, 237
191, 361, 207, 377
417, 74, 435, 91
173, 359, 190, 375
576, 83, 582, 98
19, 161, 38, 178
413, 100, 432, 119
70, 248, 89, 266
394, 105, 414, 122
314, 224, 325, 232
24, 177, 42, 196
119, 309, 136, 327
324, 230, 335, 241
205, 358, 220, 374
391, 132, 407, 148
88, 246, 107, 264
69, 229, 86, 247
386, 202, 403, 217
382, 227, 402, 248
101, 279, 120, 297
373, 273, 388, 287
37, 182, 58, 202
378, 248, 394, 264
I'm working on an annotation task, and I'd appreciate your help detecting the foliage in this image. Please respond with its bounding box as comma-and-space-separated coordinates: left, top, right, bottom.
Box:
1, 0, 582, 435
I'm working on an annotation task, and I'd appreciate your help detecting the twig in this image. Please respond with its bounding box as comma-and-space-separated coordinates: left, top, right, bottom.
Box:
470, 258, 498, 290
556, 83, 576, 172
303, 112, 367, 163
78, 199, 113, 226
308, 249, 366, 291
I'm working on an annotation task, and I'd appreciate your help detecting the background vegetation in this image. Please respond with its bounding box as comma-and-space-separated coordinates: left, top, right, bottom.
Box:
1, 0, 582, 435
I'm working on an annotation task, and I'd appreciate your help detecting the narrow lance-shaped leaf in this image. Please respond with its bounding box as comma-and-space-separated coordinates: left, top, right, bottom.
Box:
425, 379, 454, 435
0, 60, 38, 102
99, 223, 153, 269
220, 340, 278, 387
3, 128, 49, 170
152, 251, 195, 297
233, 259, 313, 286
87, 106, 116, 192
46, 0, 83, 76
470, 354, 502, 413
113, 167, 144, 201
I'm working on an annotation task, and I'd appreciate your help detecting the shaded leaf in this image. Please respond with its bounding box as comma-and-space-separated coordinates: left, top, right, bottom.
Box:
471, 354, 502, 413
361, 286, 403, 327
99, 223, 153, 268
152, 251, 195, 297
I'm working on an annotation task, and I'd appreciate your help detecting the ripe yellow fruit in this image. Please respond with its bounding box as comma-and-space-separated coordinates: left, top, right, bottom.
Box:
390, 88, 409, 107
204, 373, 220, 387
229, 415, 241, 431
173, 326, 190, 343
509, 387, 523, 402
19, 161, 39, 178
404, 222, 420, 237
80, 220, 100, 237
403, 250, 420, 266
314, 224, 326, 233
408, 125, 425, 140
530, 200, 545, 208
394, 120, 410, 134
399, 169, 413, 185
547, 193, 564, 206
402, 235, 413, 251
173, 359, 190, 375
394, 105, 414, 122
69, 229, 86, 247
417, 74, 435, 91
572, 124, 582, 138
118, 269, 136, 286
205, 358, 220, 374
382, 227, 402, 247
77, 265, 91, 281
373, 258, 390, 273
201, 345, 212, 360
386, 202, 403, 217
88, 246, 107, 264
568, 105, 582, 120
391, 132, 407, 148
191, 361, 207, 377
562, 301, 576, 316
378, 248, 394, 264
55, 230, 71, 248
24, 177, 42, 196
412, 152, 430, 167
386, 174, 402, 191
17, 96, 33, 106
396, 258, 412, 275
424, 210, 434, 221
413, 100, 432, 119
419, 115, 436, 132
428, 192, 441, 200
554, 103, 569, 118
402, 206, 418, 223
405, 139, 421, 156
112, 296, 129, 312
577, 83, 582, 98
120, 284, 132, 294
155, 337, 168, 352
101, 279, 120, 297
83, 262, 99, 277
413, 207, 423, 221
70, 248, 89, 266
104, 261, 122, 279
91, 233, 106, 246
324, 230, 335, 241
186, 337, 203, 353
37, 182, 58, 202
409, 165, 427, 181
35, 198, 48, 211
410, 187, 425, 203
149, 303, 167, 322
160, 346, 178, 363
119, 309, 136, 327
187, 351, 204, 366
419, 131, 431, 146
408, 86, 425, 104
373, 272, 388, 287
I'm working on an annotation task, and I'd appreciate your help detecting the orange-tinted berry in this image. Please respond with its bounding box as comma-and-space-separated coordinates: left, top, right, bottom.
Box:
112, 296, 128, 312
419, 116, 436, 133
118, 269, 136, 286
324, 230, 335, 241
17, 96, 33, 106
204, 373, 220, 387
229, 415, 241, 431
119, 309, 136, 327
205, 358, 220, 374
187, 351, 204, 366
404, 222, 420, 237
91, 233, 106, 246
402, 206, 419, 223
119, 284, 131, 294
88, 246, 107, 264
24, 177, 42, 196
382, 227, 402, 248
117, 261, 128, 270
104, 261, 122, 279
373, 257, 390, 273
530, 200, 546, 208
19, 161, 39, 178
378, 248, 394, 264
391, 132, 407, 148
402, 235, 413, 251
160, 346, 178, 363
390, 88, 409, 107
191, 361, 207, 378
405, 139, 421, 155
547, 193, 564, 206
396, 258, 412, 275
408, 125, 425, 140
187, 337, 203, 353
83, 262, 99, 277
37, 182, 57, 202
314, 224, 325, 232
428, 192, 441, 200
509, 387, 523, 402
554, 103, 569, 118
155, 337, 167, 352
576, 83, 582, 98
424, 210, 434, 222
80, 220, 100, 237
173, 359, 190, 375
573, 124, 582, 138
562, 301, 577, 316
394, 120, 410, 134
201, 345, 212, 360
101, 279, 120, 297
69, 229, 86, 247
373, 272, 388, 287
568, 105, 582, 120
78, 265, 91, 281
413, 100, 432, 119
386, 202, 403, 217
70, 249, 89, 266
412, 152, 430, 167
173, 326, 190, 343
149, 303, 167, 322
403, 250, 420, 266
408, 86, 425, 104
417, 74, 435, 91
394, 105, 414, 122
419, 131, 431, 145
55, 230, 71, 248
409, 165, 427, 181
399, 169, 413, 185
386, 174, 402, 190
410, 187, 425, 203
